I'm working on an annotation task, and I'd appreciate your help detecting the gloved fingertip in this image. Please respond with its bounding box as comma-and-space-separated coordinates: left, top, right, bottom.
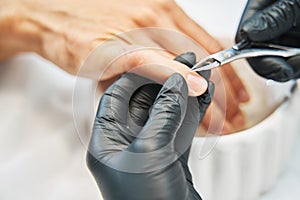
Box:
236, 28, 250, 42
174, 52, 196, 67
197, 70, 211, 80
208, 81, 215, 97
241, 18, 265, 41
202, 81, 214, 102
283, 68, 294, 79
203, 81, 215, 105
193, 81, 214, 123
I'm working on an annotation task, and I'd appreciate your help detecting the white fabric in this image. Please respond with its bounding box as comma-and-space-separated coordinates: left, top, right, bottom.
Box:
0, 55, 100, 200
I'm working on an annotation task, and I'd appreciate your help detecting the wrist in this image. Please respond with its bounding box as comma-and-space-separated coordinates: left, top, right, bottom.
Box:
0, 0, 43, 60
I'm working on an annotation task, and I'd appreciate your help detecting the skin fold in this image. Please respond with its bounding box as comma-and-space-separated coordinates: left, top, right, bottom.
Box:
0, 0, 250, 134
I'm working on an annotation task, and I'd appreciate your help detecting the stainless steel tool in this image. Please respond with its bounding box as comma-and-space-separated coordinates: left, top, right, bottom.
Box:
191, 40, 300, 72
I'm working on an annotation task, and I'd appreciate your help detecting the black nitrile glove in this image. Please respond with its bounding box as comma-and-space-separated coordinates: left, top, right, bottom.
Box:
236, 0, 300, 82
86, 53, 214, 200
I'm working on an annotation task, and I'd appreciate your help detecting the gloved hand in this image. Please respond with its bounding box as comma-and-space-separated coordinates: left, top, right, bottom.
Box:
236, 0, 300, 81
86, 53, 214, 200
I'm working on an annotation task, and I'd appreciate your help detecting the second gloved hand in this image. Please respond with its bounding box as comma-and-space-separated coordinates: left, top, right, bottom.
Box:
236, 0, 300, 82
86, 53, 214, 200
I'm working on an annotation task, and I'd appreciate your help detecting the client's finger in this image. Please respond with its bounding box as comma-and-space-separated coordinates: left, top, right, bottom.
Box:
117, 49, 208, 96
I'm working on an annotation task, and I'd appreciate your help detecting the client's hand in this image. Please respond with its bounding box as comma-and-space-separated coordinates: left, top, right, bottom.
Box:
1, 0, 248, 133
86, 53, 214, 200
236, 0, 300, 81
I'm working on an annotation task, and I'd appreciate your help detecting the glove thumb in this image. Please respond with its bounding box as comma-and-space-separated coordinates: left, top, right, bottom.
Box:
128, 73, 188, 153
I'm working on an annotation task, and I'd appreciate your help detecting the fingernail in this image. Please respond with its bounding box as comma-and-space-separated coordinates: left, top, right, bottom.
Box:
187, 73, 208, 96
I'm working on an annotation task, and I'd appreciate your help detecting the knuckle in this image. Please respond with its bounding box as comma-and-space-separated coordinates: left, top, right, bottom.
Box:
133, 8, 158, 26
126, 51, 146, 68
